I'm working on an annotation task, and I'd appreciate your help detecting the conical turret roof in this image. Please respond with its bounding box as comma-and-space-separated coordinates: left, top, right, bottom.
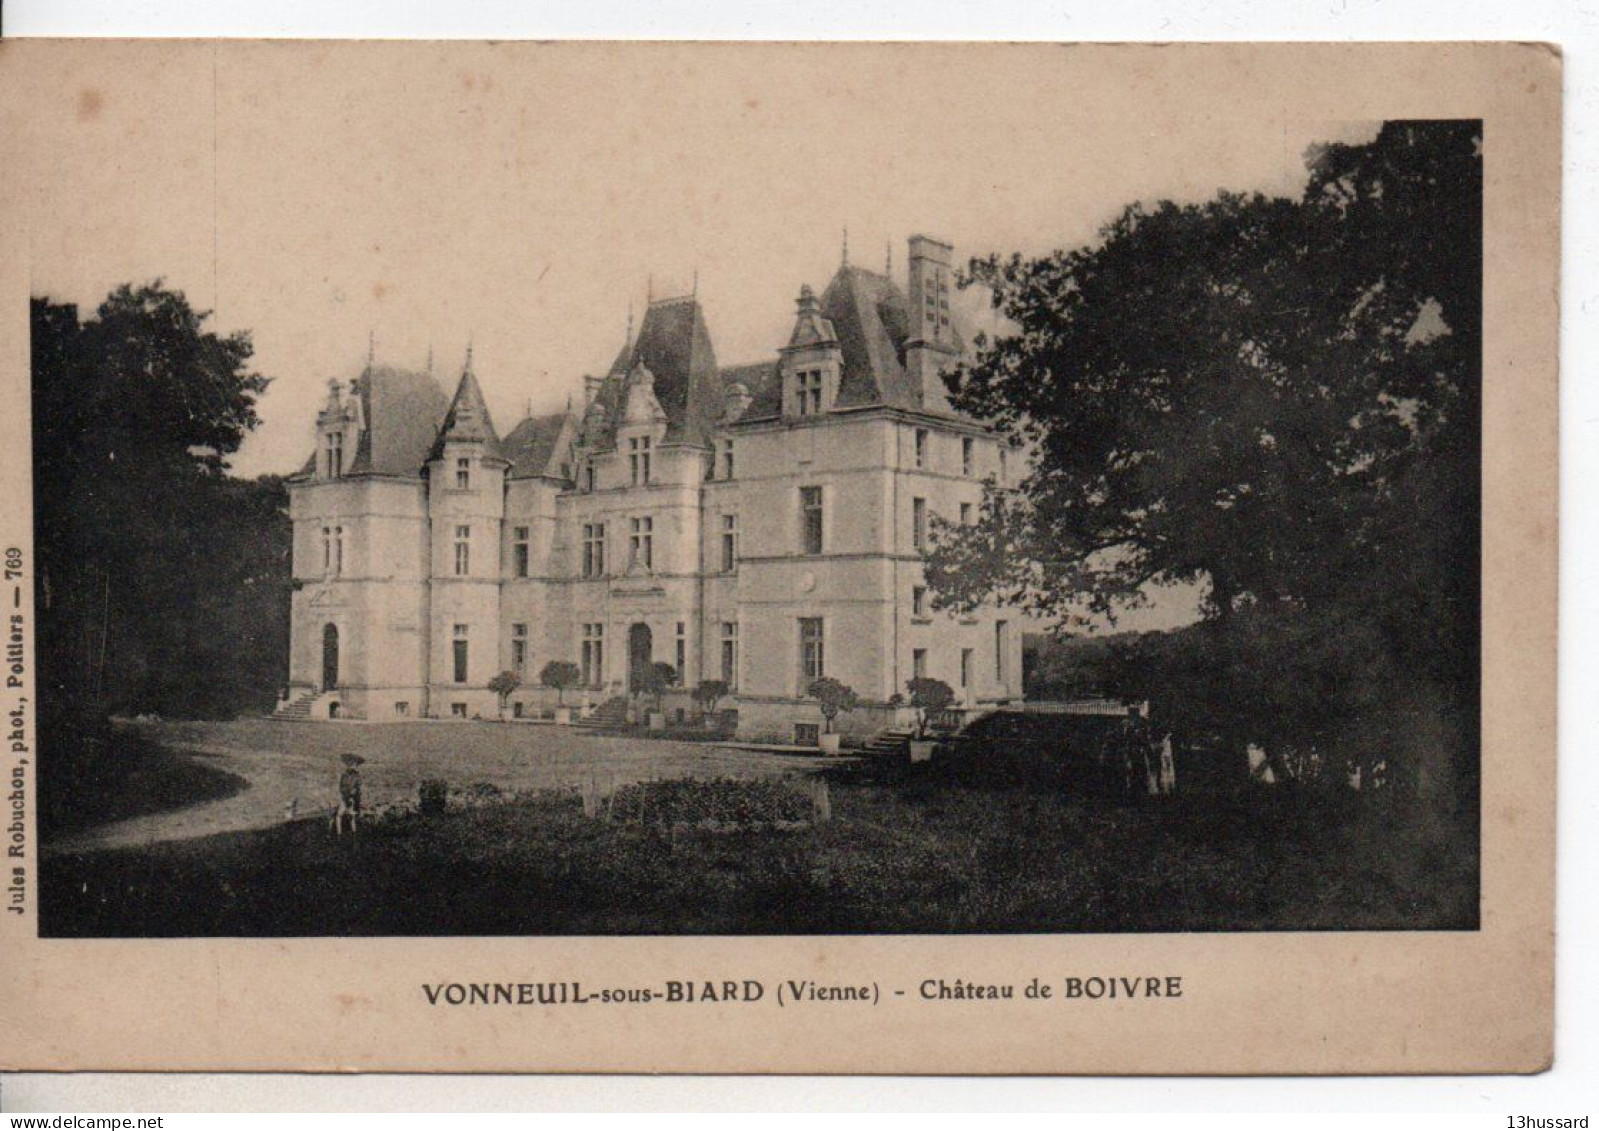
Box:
426, 350, 504, 463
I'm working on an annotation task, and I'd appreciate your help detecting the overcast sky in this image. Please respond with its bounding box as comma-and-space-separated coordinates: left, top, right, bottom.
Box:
14, 44, 1377, 633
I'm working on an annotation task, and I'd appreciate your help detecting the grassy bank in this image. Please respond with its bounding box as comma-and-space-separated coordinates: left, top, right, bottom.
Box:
40, 770, 1477, 937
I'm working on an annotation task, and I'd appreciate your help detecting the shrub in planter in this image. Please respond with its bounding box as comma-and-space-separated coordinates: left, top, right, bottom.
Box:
906, 677, 955, 761
807, 676, 858, 755
418, 778, 449, 816
487, 670, 521, 720
539, 660, 582, 720
693, 680, 730, 727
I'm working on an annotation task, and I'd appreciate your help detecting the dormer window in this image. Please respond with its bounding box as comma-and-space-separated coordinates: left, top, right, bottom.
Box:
795, 369, 824, 416
326, 432, 344, 478
629, 436, 652, 485
455, 457, 471, 490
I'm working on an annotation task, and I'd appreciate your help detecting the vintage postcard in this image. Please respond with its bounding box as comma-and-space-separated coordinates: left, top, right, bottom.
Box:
0, 40, 1557, 1073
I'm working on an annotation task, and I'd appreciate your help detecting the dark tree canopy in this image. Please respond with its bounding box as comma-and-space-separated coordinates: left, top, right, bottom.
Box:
926, 121, 1481, 809
32, 284, 281, 750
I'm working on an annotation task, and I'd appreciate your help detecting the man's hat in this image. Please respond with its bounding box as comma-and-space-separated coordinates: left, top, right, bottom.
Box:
340, 752, 366, 767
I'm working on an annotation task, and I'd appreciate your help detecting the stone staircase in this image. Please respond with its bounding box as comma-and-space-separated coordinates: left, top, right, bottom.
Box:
573, 696, 630, 730
862, 726, 917, 758
272, 688, 323, 720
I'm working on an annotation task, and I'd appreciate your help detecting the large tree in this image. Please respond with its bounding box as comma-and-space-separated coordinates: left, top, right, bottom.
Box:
927, 121, 1481, 807
32, 284, 280, 735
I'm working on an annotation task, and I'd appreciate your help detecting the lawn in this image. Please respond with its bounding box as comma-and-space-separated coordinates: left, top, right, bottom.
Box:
40, 764, 1479, 937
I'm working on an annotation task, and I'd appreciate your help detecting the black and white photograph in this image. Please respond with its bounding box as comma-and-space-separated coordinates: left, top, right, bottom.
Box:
0, 39, 1558, 1077
26, 78, 1483, 939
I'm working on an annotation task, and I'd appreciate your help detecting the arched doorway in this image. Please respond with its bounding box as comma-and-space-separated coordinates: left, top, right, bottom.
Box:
322, 623, 340, 690
627, 623, 652, 696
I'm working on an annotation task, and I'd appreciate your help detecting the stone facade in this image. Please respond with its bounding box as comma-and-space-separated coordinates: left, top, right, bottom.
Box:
286, 235, 1025, 741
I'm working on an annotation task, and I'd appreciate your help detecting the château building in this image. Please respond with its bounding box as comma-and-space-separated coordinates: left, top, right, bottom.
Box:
284, 235, 1024, 742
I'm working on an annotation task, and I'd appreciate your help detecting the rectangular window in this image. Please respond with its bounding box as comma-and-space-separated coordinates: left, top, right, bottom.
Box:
795, 723, 820, 747
584, 460, 596, 492
451, 702, 467, 718
796, 369, 823, 416
913, 648, 928, 680
912, 497, 927, 550
800, 486, 824, 555
960, 648, 973, 689
721, 513, 739, 573
996, 620, 1008, 684
914, 428, 928, 469
721, 439, 735, 480
455, 456, 471, 490
513, 526, 530, 578
960, 502, 974, 526
800, 617, 825, 684
675, 621, 686, 680
721, 621, 739, 687
912, 585, 927, 617
513, 702, 525, 718
629, 436, 652, 485
327, 432, 343, 478
334, 526, 344, 576
581, 623, 605, 686
394, 701, 409, 717
453, 524, 470, 576
453, 623, 469, 684
322, 526, 332, 574
962, 436, 974, 476
582, 523, 606, 578
511, 623, 528, 676
630, 516, 654, 571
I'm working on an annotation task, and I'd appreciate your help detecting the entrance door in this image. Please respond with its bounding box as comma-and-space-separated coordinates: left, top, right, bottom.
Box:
322, 623, 340, 690
628, 623, 652, 696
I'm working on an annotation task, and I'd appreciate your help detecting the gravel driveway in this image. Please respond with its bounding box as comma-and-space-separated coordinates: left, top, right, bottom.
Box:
44, 718, 831, 855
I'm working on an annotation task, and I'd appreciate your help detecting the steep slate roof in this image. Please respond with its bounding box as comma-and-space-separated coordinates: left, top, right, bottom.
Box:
503, 411, 575, 480
721, 359, 784, 422
426, 359, 505, 463
823, 265, 922, 412
579, 296, 724, 450
291, 364, 451, 480
739, 264, 965, 422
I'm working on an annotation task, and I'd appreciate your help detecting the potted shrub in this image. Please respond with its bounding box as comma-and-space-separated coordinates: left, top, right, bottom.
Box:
539, 659, 582, 725
487, 670, 521, 721
639, 661, 678, 731
693, 679, 730, 730
886, 691, 916, 730
905, 677, 955, 762
807, 676, 858, 755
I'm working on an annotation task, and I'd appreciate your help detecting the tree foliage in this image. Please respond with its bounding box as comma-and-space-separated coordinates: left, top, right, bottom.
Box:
33, 285, 279, 717
905, 677, 956, 739
33, 284, 279, 826
926, 122, 1481, 810
806, 677, 859, 733
487, 670, 521, 716
693, 679, 730, 716
539, 660, 582, 706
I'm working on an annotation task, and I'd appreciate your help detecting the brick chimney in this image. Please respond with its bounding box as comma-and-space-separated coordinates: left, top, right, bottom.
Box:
904, 235, 957, 411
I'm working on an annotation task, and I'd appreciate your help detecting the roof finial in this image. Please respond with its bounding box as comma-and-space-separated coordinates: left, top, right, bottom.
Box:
426, 342, 434, 376
841, 227, 849, 267
692, 268, 699, 299
366, 330, 376, 369
886, 239, 893, 276
464, 338, 474, 375
564, 392, 572, 413
626, 299, 634, 345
